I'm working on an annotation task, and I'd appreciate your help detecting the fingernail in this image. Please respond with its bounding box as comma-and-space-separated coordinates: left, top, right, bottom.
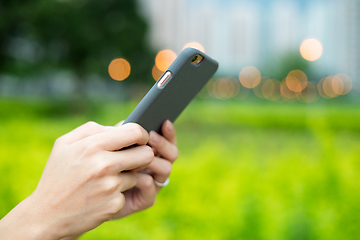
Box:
150, 131, 159, 144
166, 120, 174, 132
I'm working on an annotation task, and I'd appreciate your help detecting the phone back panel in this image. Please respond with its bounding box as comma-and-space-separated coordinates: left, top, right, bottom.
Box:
124, 48, 218, 133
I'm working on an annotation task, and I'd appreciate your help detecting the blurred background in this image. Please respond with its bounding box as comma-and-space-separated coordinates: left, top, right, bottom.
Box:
1, 0, 360, 239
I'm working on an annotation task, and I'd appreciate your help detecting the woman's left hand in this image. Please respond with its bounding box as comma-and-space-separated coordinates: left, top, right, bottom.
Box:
112, 120, 179, 219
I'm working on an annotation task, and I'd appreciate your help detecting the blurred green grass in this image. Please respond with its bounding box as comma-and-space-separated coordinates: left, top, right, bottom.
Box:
1, 98, 360, 240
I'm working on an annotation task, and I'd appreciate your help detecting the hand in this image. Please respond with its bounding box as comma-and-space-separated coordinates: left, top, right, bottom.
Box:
0, 122, 154, 240
112, 120, 179, 219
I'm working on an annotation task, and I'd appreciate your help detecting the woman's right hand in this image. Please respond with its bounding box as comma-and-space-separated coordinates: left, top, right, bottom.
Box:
0, 122, 154, 240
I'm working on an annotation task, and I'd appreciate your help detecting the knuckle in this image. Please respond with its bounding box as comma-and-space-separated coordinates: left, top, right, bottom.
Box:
95, 162, 113, 178
83, 121, 105, 134
109, 194, 125, 214
102, 178, 120, 193
54, 136, 65, 146
81, 138, 102, 155
84, 121, 100, 129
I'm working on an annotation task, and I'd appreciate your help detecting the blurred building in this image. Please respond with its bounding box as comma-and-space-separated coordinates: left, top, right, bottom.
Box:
337, 0, 360, 91
137, 0, 359, 90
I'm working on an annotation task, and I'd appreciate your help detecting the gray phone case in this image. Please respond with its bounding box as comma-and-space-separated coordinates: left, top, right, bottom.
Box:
123, 48, 218, 134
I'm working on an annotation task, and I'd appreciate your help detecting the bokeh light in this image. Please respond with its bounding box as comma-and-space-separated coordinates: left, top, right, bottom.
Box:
212, 79, 222, 99
317, 78, 330, 99
286, 70, 308, 92
262, 79, 275, 99
270, 79, 281, 101
253, 76, 270, 98
322, 76, 338, 98
218, 78, 234, 98
280, 79, 297, 100
299, 81, 318, 103
208, 77, 241, 100
239, 66, 261, 89
182, 42, 205, 53
152, 65, 164, 81
300, 38, 323, 61
108, 58, 131, 81
336, 73, 352, 95
228, 77, 241, 99
155, 49, 177, 72
207, 79, 215, 98
262, 79, 281, 101
331, 75, 344, 95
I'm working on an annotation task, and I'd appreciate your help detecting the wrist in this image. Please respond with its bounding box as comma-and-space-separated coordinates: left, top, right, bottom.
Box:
25, 193, 66, 240
0, 196, 64, 240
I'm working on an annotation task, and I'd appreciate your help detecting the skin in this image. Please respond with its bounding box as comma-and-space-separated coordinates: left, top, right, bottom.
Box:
0, 120, 178, 240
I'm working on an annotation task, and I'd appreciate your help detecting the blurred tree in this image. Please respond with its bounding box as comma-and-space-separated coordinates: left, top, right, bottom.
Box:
0, 0, 154, 100
0, 0, 39, 75
262, 52, 311, 81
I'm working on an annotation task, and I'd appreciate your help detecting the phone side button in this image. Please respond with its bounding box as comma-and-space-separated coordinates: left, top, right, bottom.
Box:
157, 71, 172, 88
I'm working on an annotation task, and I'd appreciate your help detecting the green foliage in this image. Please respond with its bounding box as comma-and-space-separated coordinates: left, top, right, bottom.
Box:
1, 99, 360, 240
261, 51, 311, 81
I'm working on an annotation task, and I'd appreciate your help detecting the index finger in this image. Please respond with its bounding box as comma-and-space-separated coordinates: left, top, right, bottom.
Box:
57, 121, 108, 145
82, 123, 149, 151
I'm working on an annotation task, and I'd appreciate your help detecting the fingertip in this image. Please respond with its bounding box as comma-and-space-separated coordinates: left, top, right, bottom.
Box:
164, 120, 174, 133
126, 123, 150, 145
149, 131, 160, 145
162, 120, 177, 145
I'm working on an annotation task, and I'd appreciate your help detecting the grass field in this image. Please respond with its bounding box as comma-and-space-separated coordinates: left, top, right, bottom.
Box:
1, 98, 360, 240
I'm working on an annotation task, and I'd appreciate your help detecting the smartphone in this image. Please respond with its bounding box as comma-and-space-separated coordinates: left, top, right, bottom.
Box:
123, 47, 218, 134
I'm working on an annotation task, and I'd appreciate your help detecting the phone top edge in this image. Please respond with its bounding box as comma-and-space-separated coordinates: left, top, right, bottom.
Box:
124, 48, 219, 133
166, 48, 218, 76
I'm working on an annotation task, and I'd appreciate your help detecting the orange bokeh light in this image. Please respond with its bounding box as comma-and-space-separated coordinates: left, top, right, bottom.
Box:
212, 79, 222, 99
155, 50, 177, 72
286, 70, 308, 92
108, 58, 131, 81
262, 79, 281, 101
300, 38, 323, 61
280, 79, 297, 99
336, 73, 352, 95
331, 75, 344, 95
207, 79, 215, 98
182, 42, 205, 53
253, 76, 270, 98
262, 79, 275, 99
218, 78, 233, 98
152, 65, 164, 81
322, 76, 338, 98
317, 78, 330, 99
211, 78, 236, 100
239, 66, 261, 89
299, 81, 318, 103
318, 74, 352, 98
229, 77, 241, 98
